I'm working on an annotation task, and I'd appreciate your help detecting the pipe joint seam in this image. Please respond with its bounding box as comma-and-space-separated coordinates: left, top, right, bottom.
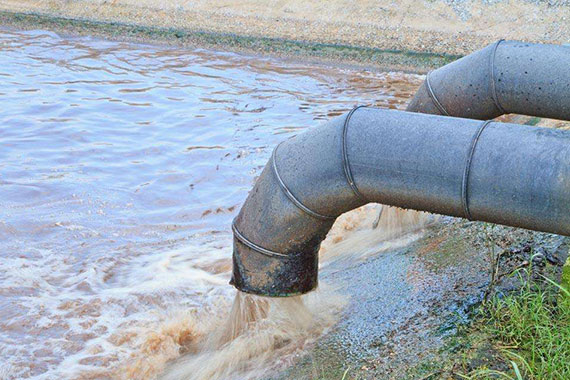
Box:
272, 143, 336, 221
461, 120, 493, 220
232, 221, 290, 259
342, 105, 369, 202
490, 39, 506, 114
425, 72, 450, 116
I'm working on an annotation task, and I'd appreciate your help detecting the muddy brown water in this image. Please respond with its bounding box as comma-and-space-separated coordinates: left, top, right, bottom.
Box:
0, 29, 427, 379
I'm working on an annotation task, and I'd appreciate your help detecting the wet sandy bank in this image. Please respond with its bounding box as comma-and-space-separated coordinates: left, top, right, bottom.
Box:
2, 0, 569, 72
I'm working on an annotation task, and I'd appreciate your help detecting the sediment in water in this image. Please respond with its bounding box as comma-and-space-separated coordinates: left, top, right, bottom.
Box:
120, 204, 432, 380
142, 290, 346, 380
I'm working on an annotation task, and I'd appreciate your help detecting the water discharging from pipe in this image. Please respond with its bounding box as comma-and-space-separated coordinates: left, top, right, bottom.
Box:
4, 27, 568, 379
0, 29, 432, 379
151, 206, 430, 380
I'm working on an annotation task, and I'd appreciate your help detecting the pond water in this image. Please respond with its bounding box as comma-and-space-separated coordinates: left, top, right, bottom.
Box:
0, 28, 423, 379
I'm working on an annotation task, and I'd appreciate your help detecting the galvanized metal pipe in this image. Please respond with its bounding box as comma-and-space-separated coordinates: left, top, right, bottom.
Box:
407, 40, 570, 119
231, 108, 570, 296
378, 41, 570, 239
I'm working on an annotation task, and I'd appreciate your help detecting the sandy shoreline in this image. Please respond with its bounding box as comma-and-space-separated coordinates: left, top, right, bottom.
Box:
0, 11, 460, 74
1, 1, 569, 72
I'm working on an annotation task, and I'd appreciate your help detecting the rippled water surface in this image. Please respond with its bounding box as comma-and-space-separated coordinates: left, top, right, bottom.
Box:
0, 29, 422, 379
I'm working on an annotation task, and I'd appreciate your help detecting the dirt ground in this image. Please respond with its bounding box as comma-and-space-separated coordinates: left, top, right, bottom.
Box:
1, 0, 569, 58
275, 219, 569, 379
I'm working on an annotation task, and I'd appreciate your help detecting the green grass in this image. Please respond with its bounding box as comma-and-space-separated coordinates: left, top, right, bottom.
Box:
306, 266, 570, 380
461, 276, 570, 380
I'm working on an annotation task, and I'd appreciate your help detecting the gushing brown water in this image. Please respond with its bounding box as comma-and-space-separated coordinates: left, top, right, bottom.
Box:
168, 294, 316, 380
213, 292, 270, 348
121, 290, 346, 380
122, 205, 431, 380
0, 29, 428, 379
61, 204, 430, 380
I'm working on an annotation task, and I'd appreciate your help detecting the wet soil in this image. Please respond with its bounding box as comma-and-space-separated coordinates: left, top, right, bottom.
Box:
1, 0, 569, 57
0, 11, 459, 74
274, 218, 569, 379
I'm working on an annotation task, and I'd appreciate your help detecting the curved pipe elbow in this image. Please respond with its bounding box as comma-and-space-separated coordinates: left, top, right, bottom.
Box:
232, 108, 570, 297
407, 40, 570, 120
231, 113, 364, 296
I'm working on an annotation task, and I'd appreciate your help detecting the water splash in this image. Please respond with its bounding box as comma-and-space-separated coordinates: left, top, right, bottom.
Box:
320, 204, 434, 265
119, 288, 346, 380
120, 204, 431, 380
0, 29, 425, 379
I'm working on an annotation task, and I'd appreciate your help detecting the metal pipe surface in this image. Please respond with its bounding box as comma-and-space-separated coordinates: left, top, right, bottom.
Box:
231, 108, 570, 296
407, 40, 570, 119
379, 40, 570, 250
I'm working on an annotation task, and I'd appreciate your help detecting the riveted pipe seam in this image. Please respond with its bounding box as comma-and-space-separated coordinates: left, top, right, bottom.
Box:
461, 120, 493, 221
232, 221, 289, 258
425, 72, 450, 116
272, 143, 336, 221
489, 39, 506, 114
375, 40, 570, 256
342, 105, 369, 203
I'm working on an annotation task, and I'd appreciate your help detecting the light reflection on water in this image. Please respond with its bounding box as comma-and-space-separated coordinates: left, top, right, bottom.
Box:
0, 28, 422, 378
